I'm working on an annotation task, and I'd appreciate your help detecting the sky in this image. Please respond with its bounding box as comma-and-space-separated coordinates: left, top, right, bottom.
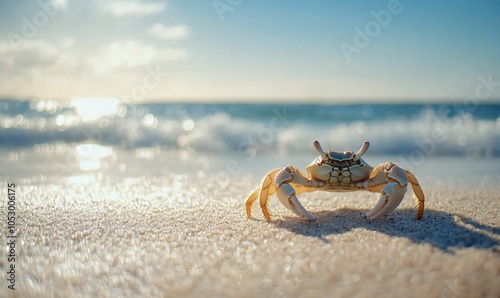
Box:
0, 0, 499, 103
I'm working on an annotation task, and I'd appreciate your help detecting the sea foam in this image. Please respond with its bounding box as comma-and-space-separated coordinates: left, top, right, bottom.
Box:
0, 100, 498, 157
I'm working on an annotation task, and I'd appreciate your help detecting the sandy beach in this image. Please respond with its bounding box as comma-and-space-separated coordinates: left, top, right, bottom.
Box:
1, 159, 499, 297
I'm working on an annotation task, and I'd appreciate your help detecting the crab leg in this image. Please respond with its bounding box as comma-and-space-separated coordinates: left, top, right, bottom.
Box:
245, 188, 260, 218
246, 169, 280, 220
405, 170, 425, 219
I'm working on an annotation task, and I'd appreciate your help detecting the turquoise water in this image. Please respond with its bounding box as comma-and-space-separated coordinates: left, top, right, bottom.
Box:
0, 99, 499, 180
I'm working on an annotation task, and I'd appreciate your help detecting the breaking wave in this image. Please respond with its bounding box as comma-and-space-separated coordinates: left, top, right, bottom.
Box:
0, 99, 499, 157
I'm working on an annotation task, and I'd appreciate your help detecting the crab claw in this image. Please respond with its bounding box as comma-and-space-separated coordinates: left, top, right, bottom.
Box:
365, 162, 408, 220
276, 184, 316, 220
365, 182, 406, 220
274, 166, 316, 220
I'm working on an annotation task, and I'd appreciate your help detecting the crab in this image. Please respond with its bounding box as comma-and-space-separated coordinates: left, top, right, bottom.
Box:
246, 140, 425, 221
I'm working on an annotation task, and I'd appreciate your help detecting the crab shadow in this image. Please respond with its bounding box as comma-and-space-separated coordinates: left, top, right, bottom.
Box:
273, 209, 499, 252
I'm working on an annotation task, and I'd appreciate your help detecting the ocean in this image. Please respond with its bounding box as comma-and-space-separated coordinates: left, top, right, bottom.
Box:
1, 98, 499, 182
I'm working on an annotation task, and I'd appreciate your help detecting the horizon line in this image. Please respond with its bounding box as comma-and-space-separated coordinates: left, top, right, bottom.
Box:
1, 96, 499, 105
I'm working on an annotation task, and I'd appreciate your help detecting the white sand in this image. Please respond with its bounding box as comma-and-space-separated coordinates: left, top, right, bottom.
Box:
1, 171, 499, 298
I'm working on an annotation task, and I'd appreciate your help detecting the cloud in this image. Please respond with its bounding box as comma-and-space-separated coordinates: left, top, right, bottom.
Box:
148, 24, 190, 40
0, 37, 186, 75
0, 40, 60, 69
86, 40, 186, 74
0, 44, 14, 68
104, 0, 166, 18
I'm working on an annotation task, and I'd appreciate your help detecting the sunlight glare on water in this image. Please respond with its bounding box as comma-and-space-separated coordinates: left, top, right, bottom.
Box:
182, 119, 195, 131
70, 97, 120, 122
76, 144, 114, 171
